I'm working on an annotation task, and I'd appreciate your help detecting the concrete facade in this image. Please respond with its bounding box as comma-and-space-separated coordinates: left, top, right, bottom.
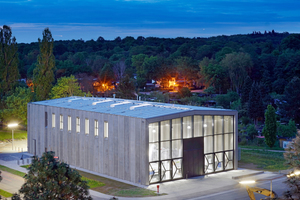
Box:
27, 97, 238, 186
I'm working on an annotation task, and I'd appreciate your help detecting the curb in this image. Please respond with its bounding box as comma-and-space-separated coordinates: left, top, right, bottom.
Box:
232, 171, 264, 180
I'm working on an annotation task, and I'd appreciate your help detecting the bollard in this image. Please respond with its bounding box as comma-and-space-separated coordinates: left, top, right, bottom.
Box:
17, 160, 19, 165
27, 158, 29, 164
157, 185, 159, 194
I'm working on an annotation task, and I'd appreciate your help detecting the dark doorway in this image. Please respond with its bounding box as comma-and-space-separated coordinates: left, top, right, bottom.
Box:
183, 137, 204, 178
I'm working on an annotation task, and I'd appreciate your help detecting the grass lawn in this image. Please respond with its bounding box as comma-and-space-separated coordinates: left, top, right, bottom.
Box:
77, 170, 163, 197
0, 130, 27, 141
239, 149, 290, 171
0, 165, 26, 177
10, 165, 162, 197
0, 189, 13, 198
239, 144, 284, 151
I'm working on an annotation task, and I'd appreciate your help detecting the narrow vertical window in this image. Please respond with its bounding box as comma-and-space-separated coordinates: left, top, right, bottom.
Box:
76, 117, 80, 133
85, 118, 89, 134
60, 115, 63, 130
104, 121, 108, 138
94, 120, 98, 136
52, 113, 55, 128
68, 116, 71, 131
45, 112, 48, 127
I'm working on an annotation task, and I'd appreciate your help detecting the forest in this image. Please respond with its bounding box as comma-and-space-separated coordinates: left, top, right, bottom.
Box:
1, 25, 300, 147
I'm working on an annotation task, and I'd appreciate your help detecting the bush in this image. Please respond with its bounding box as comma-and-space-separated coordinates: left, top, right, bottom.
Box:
247, 124, 258, 140
241, 116, 251, 125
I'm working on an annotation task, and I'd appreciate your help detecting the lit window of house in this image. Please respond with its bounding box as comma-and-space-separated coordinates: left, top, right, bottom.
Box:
104, 121, 108, 138
94, 120, 98, 136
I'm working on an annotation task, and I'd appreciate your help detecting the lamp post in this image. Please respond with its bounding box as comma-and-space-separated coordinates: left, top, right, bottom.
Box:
8, 123, 18, 150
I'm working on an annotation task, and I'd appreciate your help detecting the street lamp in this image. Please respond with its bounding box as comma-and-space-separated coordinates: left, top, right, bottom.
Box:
8, 123, 18, 150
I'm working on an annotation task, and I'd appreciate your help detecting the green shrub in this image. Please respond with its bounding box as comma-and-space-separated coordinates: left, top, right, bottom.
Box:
247, 124, 258, 140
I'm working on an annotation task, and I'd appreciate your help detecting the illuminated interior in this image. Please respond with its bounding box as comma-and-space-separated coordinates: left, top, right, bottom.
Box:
149, 115, 234, 184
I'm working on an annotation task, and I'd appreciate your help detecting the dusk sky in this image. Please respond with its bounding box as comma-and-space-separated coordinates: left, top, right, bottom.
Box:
1, 0, 300, 43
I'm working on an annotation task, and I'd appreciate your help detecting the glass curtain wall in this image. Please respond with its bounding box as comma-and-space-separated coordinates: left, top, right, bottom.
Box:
149, 115, 234, 184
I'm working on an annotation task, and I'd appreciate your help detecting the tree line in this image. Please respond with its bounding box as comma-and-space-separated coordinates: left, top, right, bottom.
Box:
1, 25, 300, 127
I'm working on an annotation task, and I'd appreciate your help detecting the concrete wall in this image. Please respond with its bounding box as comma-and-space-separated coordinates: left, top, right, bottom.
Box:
27, 103, 148, 185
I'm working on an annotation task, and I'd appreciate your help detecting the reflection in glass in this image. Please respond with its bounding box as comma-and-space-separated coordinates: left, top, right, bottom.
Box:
224, 116, 234, 133
149, 162, 160, 183
161, 120, 170, 141
215, 152, 223, 171
149, 123, 159, 142
161, 160, 171, 181
224, 133, 234, 150
204, 136, 213, 154
172, 140, 182, 158
205, 154, 214, 173
204, 116, 213, 136
149, 143, 159, 162
173, 159, 182, 179
183, 116, 192, 138
214, 134, 223, 152
214, 116, 223, 135
194, 115, 203, 137
172, 118, 181, 139
161, 141, 170, 160
225, 151, 234, 170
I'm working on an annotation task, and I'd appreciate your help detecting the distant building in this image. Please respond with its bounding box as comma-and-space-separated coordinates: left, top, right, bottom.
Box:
27, 97, 238, 185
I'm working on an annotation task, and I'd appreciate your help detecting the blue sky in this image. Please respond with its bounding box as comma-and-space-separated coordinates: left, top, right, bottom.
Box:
1, 0, 300, 43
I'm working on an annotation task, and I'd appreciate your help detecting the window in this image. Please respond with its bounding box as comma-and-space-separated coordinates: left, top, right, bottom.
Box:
76, 117, 80, 133
104, 121, 108, 138
60, 115, 63, 130
52, 113, 55, 128
45, 112, 48, 127
85, 118, 89, 134
68, 116, 71, 131
94, 120, 98, 136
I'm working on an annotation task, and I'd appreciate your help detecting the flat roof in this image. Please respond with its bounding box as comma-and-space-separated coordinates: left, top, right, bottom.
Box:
31, 97, 235, 119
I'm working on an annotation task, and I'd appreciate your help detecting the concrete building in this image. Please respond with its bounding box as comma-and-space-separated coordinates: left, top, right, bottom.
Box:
27, 97, 238, 185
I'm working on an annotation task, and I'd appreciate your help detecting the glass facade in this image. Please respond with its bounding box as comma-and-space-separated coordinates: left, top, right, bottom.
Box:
149, 115, 234, 184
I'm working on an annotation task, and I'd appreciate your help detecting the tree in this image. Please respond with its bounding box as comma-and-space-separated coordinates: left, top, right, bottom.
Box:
247, 124, 258, 140
117, 74, 136, 99
262, 105, 277, 148
282, 77, 300, 124
131, 54, 147, 88
112, 59, 126, 82
248, 82, 264, 125
50, 75, 84, 99
33, 28, 55, 101
241, 76, 252, 104
284, 133, 300, 199
0, 87, 33, 126
199, 57, 228, 94
0, 25, 19, 97
176, 57, 198, 87
18, 151, 92, 199
179, 87, 192, 98
221, 52, 253, 94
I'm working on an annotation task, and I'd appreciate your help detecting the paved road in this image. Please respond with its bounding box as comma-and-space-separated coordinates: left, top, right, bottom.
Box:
186, 177, 287, 200
0, 171, 24, 194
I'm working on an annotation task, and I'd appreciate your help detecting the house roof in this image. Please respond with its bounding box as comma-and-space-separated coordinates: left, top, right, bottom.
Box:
31, 96, 235, 119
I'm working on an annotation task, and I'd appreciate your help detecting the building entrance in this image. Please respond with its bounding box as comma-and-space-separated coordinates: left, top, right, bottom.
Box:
183, 137, 204, 178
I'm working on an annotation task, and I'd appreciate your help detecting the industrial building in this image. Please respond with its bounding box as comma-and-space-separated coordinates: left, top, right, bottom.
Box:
27, 97, 238, 185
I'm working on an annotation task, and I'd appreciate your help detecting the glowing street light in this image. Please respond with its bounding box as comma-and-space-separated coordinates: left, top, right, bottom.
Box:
239, 180, 256, 184
8, 123, 18, 150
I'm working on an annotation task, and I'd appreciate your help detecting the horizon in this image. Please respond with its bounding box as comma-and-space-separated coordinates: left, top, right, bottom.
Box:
1, 0, 300, 43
